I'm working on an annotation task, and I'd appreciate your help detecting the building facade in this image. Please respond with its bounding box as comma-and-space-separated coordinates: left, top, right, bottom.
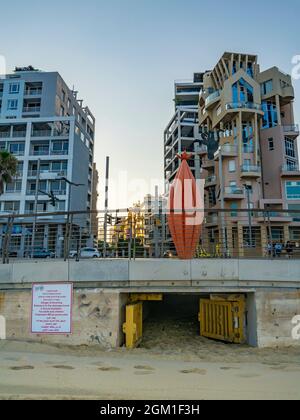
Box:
164, 73, 204, 190
0, 66, 96, 257
198, 52, 300, 256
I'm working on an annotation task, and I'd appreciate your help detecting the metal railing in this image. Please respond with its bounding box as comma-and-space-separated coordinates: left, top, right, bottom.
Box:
283, 124, 299, 133
226, 102, 262, 111
24, 89, 42, 96
0, 208, 299, 264
23, 106, 41, 113
282, 164, 300, 172
241, 164, 261, 173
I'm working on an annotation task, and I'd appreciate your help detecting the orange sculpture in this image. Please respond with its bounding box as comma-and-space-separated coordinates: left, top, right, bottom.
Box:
167, 151, 204, 259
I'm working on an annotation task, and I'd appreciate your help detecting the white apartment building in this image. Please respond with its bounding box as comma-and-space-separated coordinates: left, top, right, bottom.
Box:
0, 66, 97, 257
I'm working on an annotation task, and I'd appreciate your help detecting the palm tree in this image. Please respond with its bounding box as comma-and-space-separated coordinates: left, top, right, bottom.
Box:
0, 151, 18, 195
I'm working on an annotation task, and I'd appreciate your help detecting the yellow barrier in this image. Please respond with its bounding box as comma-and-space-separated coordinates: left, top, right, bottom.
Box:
199, 295, 245, 344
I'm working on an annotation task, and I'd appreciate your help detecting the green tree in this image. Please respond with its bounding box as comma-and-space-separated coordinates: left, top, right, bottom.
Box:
0, 151, 18, 195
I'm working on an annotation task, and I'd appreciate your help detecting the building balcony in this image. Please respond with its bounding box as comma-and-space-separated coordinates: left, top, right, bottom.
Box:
24, 88, 42, 96
27, 170, 67, 178
205, 90, 221, 109
0, 131, 26, 139
243, 145, 255, 154
31, 149, 50, 156
226, 102, 263, 112
215, 144, 238, 158
201, 158, 214, 169
205, 175, 217, 188
283, 125, 299, 136
23, 106, 41, 113
205, 214, 219, 227
256, 212, 293, 224
281, 164, 300, 177
224, 187, 245, 200
0, 132, 11, 138
240, 165, 261, 178
26, 190, 67, 197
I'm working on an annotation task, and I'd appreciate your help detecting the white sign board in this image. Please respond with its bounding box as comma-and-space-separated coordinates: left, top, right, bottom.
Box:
31, 283, 73, 334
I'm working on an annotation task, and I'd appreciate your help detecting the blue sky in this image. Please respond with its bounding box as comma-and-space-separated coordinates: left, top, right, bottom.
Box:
1, 0, 299, 207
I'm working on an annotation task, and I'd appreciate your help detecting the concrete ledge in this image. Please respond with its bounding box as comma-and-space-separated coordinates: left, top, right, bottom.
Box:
69, 259, 129, 282
239, 260, 300, 283
12, 261, 68, 284
0, 258, 299, 288
129, 259, 191, 281
0, 264, 13, 284
191, 259, 239, 281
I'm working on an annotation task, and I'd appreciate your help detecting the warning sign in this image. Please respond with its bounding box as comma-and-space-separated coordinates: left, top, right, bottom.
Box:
31, 283, 73, 335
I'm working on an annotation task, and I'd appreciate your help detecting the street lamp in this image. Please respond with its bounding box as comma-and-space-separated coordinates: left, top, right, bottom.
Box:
58, 177, 85, 260
58, 177, 85, 213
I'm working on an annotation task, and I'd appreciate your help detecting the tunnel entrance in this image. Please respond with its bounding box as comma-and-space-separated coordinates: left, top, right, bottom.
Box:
122, 293, 251, 351
141, 294, 201, 350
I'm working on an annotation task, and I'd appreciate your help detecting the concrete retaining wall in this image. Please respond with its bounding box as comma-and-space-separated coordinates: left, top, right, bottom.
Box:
0, 289, 123, 348
0, 259, 299, 349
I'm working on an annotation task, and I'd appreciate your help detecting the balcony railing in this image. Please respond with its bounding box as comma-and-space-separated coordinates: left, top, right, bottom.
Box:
221, 145, 238, 154
0, 132, 11, 138
12, 131, 26, 138
241, 165, 261, 173
31, 149, 50, 156
23, 106, 41, 113
243, 145, 254, 153
224, 187, 244, 195
283, 125, 299, 133
24, 89, 42, 96
50, 149, 68, 156
27, 170, 67, 177
282, 164, 300, 172
205, 175, 217, 184
226, 102, 262, 111
205, 90, 221, 107
31, 130, 52, 137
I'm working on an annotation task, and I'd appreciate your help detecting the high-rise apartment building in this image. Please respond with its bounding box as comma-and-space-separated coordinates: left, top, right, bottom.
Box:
0, 66, 96, 256
164, 73, 204, 190
198, 52, 300, 255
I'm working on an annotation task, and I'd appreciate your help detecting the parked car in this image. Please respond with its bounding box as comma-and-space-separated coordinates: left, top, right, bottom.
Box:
25, 248, 55, 259
69, 247, 101, 259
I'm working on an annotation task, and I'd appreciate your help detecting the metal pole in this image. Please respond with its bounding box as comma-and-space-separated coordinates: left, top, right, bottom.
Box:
193, 142, 201, 181
218, 147, 226, 256
154, 186, 160, 258
245, 186, 253, 248
31, 159, 41, 258
103, 157, 110, 259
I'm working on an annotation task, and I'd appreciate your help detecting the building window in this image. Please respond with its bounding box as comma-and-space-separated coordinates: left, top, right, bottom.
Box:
262, 101, 278, 129
285, 137, 296, 158
9, 83, 20, 94
62, 90, 66, 102
5, 181, 22, 193
268, 138, 274, 151
60, 106, 65, 116
286, 181, 300, 200
7, 99, 18, 110
9, 143, 25, 156
228, 160, 236, 173
261, 80, 273, 96
232, 78, 254, 104
230, 203, 238, 217
3, 201, 20, 213
286, 159, 297, 170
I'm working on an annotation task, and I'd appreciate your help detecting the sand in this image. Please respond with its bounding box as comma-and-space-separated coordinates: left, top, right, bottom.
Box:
1, 318, 300, 400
